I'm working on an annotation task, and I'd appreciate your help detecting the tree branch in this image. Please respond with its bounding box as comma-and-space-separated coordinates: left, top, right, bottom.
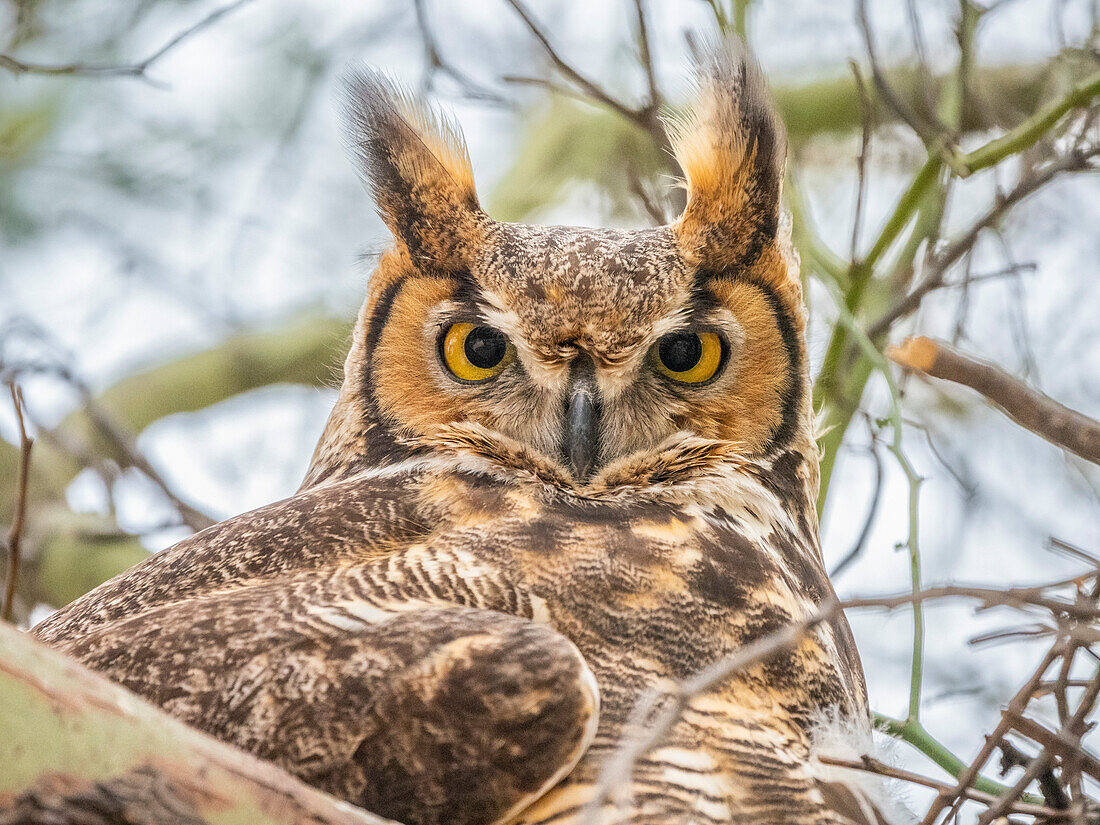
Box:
868, 146, 1099, 338
631, 0, 660, 114
411, 0, 507, 103
0, 623, 393, 824
957, 68, 1100, 176
0, 0, 256, 85
2, 385, 32, 623
501, 0, 644, 126
889, 337, 1100, 466
855, 0, 948, 146
815, 754, 1068, 818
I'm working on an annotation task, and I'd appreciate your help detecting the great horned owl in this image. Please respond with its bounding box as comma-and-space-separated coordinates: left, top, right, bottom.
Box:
33, 44, 898, 825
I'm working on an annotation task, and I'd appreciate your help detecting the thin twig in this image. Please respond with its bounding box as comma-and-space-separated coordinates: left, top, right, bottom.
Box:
868, 145, 1099, 337
0, 0, 257, 86
848, 60, 874, 264
78, 397, 216, 532
816, 754, 1069, 818
889, 337, 1100, 466
581, 600, 841, 823
632, 0, 660, 114
411, 0, 507, 103
626, 167, 669, 226
855, 0, 947, 146
499, 0, 684, 211
843, 580, 1100, 619
2, 384, 32, 623
501, 0, 644, 126
830, 418, 883, 578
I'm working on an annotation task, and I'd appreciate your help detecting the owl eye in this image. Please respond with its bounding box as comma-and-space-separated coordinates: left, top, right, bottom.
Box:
441, 323, 513, 382
652, 331, 724, 384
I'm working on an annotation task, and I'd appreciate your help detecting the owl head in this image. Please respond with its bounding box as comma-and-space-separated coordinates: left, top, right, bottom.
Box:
306, 43, 814, 501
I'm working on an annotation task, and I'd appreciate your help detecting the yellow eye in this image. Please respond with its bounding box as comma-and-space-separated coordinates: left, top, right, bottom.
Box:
441, 322, 513, 382
652, 331, 724, 384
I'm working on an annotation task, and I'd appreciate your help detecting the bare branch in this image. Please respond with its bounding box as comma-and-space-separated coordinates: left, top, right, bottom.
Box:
976, 667, 1100, 823
815, 754, 1069, 818
500, 73, 599, 107
501, 0, 654, 132
855, 0, 947, 146
0, 0, 257, 85
632, 0, 660, 113
996, 738, 1069, 812
2, 322, 217, 532
830, 418, 883, 578
919, 644, 1065, 825
79, 394, 217, 532
626, 166, 670, 225
889, 337, 1100, 466
848, 60, 873, 263
411, 0, 508, 103
582, 600, 841, 823
1011, 714, 1100, 786
2, 385, 32, 624
868, 146, 1099, 337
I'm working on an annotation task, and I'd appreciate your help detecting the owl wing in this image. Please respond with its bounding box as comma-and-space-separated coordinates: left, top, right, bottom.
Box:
49, 555, 599, 825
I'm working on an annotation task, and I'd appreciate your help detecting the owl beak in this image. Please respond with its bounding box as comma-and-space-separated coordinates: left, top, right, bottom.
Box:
564, 379, 600, 482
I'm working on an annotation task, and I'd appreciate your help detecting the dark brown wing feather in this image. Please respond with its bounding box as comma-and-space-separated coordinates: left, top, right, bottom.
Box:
49, 560, 597, 825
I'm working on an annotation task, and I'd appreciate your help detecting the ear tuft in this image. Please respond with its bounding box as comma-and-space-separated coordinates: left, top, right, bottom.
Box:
669, 39, 787, 271
343, 68, 484, 269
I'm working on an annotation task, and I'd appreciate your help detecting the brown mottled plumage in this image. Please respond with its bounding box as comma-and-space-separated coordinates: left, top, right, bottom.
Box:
34, 42, 901, 825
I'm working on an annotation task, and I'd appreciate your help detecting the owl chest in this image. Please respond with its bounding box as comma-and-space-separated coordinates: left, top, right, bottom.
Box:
424, 492, 807, 682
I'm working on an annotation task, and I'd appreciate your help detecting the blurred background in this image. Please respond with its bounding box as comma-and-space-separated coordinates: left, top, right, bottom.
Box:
2, 0, 1099, 817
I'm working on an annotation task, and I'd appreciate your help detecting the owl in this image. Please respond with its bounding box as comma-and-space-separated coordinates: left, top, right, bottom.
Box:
30, 43, 901, 825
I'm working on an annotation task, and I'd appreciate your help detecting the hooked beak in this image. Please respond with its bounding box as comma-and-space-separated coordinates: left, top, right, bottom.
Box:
564, 376, 600, 482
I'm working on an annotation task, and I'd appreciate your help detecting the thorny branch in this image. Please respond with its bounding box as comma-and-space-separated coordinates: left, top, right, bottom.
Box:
0, 0, 257, 86
2, 385, 31, 623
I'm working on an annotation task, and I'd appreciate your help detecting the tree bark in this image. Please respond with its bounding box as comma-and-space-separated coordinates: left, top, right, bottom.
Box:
0, 622, 393, 825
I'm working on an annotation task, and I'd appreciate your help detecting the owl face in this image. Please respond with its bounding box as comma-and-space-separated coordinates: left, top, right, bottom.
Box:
369, 222, 802, 481
312, 54, 810, 488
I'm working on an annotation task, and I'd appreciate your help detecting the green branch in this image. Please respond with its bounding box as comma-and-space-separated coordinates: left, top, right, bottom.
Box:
957, 68, 1100, 176
873, 713, 1043, 804
824, 281, 925, 722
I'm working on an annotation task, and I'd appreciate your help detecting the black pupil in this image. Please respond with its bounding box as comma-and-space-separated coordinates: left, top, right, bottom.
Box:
659, 332, 703, 373
464, 326, 507, 369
